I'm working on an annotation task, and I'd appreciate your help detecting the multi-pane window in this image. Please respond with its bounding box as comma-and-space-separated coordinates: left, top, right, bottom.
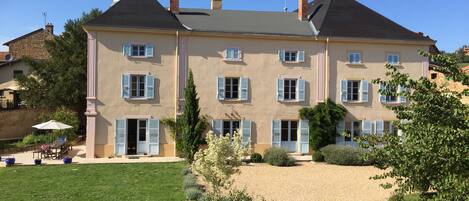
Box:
138, 120, 147, 141
385, 86, 398, 102
131, 75, 146, 98
344, 121, 362, 141
225, 78, 239, 99
225, 48, 241, 61
281, 120, 298, 141
284, 51, 297, 62
131, 44, 146, 57
383, 121, 398, 135
13, 70, 23, 79
387, 54, 400, 65
348, 52, 361, 64
346, 80, 360, 101
284, 79, 297, 100
222, 120, 240, 137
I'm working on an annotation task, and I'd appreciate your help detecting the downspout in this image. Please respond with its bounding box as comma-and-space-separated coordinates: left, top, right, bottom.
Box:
174, 30, 180, 157
325, 37, 330, 100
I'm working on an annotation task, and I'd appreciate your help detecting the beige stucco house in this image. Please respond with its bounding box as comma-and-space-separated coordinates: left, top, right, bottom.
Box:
83, 0, 434, 158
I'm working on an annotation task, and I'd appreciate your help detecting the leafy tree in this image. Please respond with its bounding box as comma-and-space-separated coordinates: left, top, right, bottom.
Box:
299, 99, 347, 151
17, 9, 102, 131
162, 70, 208, 162
192, 131, 249, 193
361, 52, 469, 200
40, 106, 80, 140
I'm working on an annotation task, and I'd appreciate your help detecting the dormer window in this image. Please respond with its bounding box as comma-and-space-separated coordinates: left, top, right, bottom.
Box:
224, 48, 242, 61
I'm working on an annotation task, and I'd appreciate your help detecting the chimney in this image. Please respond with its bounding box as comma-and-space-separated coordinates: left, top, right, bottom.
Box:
45, 23, 54, 35
170, 0, 180, 13
211, 0, 222, 10
298, 0, 308, 21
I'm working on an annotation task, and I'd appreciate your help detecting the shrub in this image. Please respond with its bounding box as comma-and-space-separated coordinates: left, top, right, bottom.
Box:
192, 131, 249, 193
312, 151, 324, 162
320, 145, 372, 166
181, 167, 192, 176
263, 148, 295, 167
250, 153, 263, 163
201, 189, 265, 201
19, 133, 54, 146
183, 174, 199, 190
185, 187, 203, 201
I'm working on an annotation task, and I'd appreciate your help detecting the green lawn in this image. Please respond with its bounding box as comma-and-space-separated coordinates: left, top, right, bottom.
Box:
0, 162, 187, 201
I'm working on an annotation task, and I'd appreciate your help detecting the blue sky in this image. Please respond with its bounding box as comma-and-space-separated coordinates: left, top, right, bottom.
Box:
0, 0, 467, 52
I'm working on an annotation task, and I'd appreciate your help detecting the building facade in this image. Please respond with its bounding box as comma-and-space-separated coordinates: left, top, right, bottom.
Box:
83, 0, 434, 158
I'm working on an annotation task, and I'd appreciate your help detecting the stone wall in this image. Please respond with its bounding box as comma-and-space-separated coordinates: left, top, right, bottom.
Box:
8, 29, 53, 60
0, 109, 43, 140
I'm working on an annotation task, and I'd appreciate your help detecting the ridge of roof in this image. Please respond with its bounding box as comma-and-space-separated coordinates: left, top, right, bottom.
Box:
3, 28, 44, 46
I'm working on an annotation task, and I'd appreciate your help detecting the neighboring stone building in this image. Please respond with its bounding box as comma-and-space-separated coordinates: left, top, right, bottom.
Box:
464, 48, 469, 56
0, 24, 54, 110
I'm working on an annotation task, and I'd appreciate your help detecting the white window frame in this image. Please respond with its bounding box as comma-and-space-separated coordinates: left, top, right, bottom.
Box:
137, 119, 148, 143
348, 52, 362, 64
387, 53, 401, 65
283, 78, 297, 101
346, 80, 361, 102
280, 120, 299, 142
222, 120, 240, 137
284, 51, 298, 62
130, 74, 146, 99
131, 44, 146, 57
224, 48, 242, 61
224, 77, 240, 100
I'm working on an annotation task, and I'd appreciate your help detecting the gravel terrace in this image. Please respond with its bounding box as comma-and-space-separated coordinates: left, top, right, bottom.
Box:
232, 162, 394, 201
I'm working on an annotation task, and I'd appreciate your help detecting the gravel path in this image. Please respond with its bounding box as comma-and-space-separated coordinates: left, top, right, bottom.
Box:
232, 162, 394, 201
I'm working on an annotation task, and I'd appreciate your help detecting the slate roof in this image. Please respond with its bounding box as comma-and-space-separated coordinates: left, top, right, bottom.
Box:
176, 9, 314, 36
303, 0, 433, 41
86, 0, 434, 42
3, 29, 44, 46
85, 0, 185, 30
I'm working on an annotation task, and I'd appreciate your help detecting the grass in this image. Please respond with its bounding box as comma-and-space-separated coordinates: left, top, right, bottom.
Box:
0, 162, 187, 201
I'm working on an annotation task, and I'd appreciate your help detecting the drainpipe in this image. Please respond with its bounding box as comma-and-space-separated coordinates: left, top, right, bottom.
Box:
325, 37, 330, 100
174, 30, 180, 157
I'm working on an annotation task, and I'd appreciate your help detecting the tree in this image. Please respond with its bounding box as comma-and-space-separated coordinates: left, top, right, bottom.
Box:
299, 99, 347, 151
361, 52, 469, 200
17, 9, 102, 131
192, 131, 249, 193
162, 70, 208, 162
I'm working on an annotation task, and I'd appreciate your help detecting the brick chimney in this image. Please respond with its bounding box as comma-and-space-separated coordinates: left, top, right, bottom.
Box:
170, 0, 180, 13
211, 0, 222, 10
298, 0, 308, 21
45, 23, 54, 35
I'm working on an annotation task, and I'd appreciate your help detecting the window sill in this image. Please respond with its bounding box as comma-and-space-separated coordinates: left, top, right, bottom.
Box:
381, 101, 402, 105
346, 63, 365, 67
126, 56, 150, 59
221, 99, 245, 103
279, 100, 302, 103
342, 101, 366, 104
387, 63, 403, 68
223, 58, 243, 62
126, 97, 149, 101
282, 61, 302, 64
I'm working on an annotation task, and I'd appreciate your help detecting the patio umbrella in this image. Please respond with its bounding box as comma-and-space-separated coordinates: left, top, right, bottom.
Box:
33, 120, 73, 130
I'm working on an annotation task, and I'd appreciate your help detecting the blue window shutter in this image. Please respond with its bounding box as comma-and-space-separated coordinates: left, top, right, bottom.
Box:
240, 77, 249, 101
217, 76, 225, 101
122, 74, 130, 99
298, 79, 305, 102
272, 120, 281, 148
297, 50, 305, 62
399, 85, 407, 103
145, 44, 154, 58
212, 120, 222, 135
360, 80, 369, 102
241, 120, 252, 147
277, 78, 284, 101
340, 80, 348, 102
375, 120, 384, 135
115, 119, 127, 156
348, 53, 354, 63
362, 120, 372, 135
148, 119, 160, 155
278, 50, 285, 62
123, 43, 131, 56
145, 74, 155, 100
379, 84, 387, 103
299, 120, 309, 154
